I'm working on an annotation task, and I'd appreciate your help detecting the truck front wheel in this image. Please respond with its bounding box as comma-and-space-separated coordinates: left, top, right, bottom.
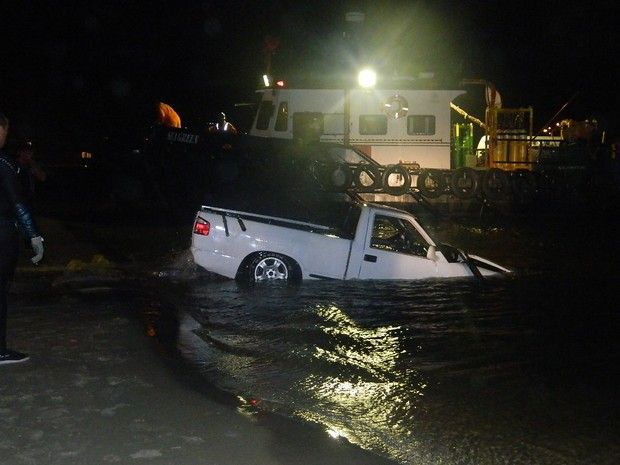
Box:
246, 252, 300, 283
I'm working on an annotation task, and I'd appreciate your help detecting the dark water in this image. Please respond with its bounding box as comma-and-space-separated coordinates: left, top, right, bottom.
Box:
149, 215, 619, 465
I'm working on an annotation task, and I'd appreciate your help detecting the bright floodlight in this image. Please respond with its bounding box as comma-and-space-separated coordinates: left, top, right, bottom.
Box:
358, 68, 377, 88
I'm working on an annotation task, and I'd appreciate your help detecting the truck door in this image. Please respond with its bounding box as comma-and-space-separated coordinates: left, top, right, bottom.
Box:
358, 213, 438, 279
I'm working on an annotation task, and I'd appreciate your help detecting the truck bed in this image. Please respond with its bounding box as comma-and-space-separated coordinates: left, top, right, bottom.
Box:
201, 195, 362, 239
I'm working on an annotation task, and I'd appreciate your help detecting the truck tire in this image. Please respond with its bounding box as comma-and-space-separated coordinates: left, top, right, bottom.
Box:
450, 167, 479, 200
247, 252, 299, 283
382, 164, 411, 195
417, 169, 446, 198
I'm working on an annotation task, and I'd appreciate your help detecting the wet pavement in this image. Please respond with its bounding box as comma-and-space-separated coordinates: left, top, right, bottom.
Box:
1, 217, 396, 465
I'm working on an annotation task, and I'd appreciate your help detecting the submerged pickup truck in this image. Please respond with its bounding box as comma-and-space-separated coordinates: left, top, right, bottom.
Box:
191, 198, 510, 282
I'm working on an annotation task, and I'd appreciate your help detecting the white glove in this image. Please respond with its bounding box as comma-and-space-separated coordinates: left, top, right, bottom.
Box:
31, 236, 44, 265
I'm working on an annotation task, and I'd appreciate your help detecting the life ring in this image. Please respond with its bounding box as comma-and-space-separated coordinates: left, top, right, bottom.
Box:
510, 169, 537, 204
417, 169, 446, 198
482, 168, 510, 201
450, 167, 479, 200
381, 164, 412, 196
353, 165, 382, 190
384, 95, 409, 119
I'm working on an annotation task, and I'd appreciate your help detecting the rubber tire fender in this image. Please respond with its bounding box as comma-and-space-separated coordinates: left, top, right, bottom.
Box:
482, 168, 510, 201
381, 164, 412, 195
316, 162, 353, 192
417, 168, 446, 198
510, 169, 537, 204
353, 164, 383, 190
450, 167, 480, 200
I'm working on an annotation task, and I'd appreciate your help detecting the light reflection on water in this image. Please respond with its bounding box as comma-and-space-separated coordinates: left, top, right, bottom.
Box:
168, 274, 619, 465
155, 216, 620, 464
298, 302, 420, 455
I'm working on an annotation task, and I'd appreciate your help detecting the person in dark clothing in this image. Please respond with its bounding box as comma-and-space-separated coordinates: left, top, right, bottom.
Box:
207, 112, 238, 134
14, 139, 46, 211
0, 111, 44, 365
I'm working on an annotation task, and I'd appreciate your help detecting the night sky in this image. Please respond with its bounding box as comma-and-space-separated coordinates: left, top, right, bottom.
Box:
1, 0, 618, 159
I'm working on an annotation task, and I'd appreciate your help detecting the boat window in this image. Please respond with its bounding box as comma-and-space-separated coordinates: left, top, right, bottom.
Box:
370, 215, 429, 257
359, 115, 388, 135
274, 102, 288, 131
323, 113, 344, 135
256, 101, 274, 130
407, 115, 435, 135
292, 112, 324, 142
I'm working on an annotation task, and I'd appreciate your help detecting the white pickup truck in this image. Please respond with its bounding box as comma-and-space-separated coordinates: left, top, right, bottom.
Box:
191, 199, 510, 282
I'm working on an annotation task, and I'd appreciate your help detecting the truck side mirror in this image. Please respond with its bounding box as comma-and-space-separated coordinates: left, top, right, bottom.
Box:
427, 245, 437, 261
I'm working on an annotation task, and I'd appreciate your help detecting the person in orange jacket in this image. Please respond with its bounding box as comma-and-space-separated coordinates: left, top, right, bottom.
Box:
156, 102, 181, 128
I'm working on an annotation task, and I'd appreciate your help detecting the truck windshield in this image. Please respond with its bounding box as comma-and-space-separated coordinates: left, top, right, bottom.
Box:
370, 215, 429, 257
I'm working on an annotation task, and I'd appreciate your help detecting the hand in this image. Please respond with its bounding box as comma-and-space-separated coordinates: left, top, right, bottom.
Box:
31, 236, 44, 264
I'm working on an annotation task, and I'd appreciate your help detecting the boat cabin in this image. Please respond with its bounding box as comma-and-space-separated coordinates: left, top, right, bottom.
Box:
249, 87, 465, 169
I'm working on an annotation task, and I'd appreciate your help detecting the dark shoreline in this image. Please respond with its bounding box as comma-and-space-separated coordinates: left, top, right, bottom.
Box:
4, 216, 398, 465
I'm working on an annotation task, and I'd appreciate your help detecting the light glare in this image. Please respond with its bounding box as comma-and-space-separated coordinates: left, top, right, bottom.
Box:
358, 68, 377, 88
327, 428, 342, 439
